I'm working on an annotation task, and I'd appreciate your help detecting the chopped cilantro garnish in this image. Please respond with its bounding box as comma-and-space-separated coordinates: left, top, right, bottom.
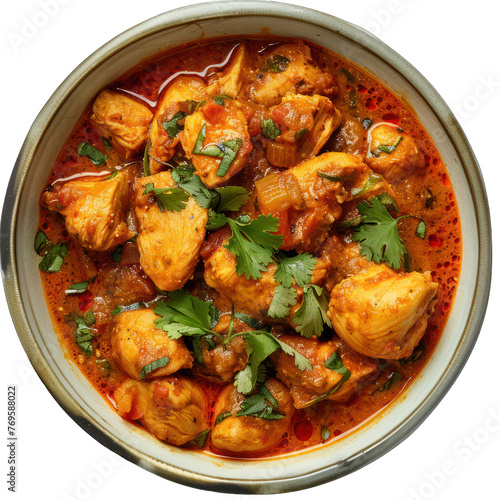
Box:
34, 229, 49, 254
259, 54, 291, 73
214, 95, 233, 106
378, 371, 403, 391
236, 389, 284, 420
293, 284, 332, 338
416, 220, 426, 239
294, 128, 309, 140
268, 284, 298, 319
324, 351, 351, 389
375, 135, 403, 155
143, 143, 150, 176
163, 111, 188, 138
65, 279, 92, 294
38, 243, 68, 272
274, 252, 316, 287
142, 182, 189, 212
102, 137, 112, 149
74, 311, 95, 356
139, 356, 170, 379
352, 194, 409, 270
261, 118, 281, 140
191, 124, 243, 176
77, 141, 107, 165
190, 429, 210, 448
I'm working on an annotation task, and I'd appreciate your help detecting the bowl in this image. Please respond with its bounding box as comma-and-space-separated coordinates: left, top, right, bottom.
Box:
1, 0, 491, 494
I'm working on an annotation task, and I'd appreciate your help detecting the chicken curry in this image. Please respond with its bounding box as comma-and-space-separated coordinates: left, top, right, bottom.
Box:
36, 37, 461, 457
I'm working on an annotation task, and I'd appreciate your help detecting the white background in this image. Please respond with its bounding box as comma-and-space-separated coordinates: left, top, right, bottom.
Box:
1, 1, 498, 499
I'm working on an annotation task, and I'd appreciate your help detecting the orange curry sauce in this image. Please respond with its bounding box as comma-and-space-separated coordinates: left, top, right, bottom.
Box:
38, 37, 461, 458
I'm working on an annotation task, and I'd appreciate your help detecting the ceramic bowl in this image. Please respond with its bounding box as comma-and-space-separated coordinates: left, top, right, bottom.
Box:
1, 1, 491, 494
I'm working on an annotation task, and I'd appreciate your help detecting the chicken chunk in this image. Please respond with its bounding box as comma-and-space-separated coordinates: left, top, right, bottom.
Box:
204, 242, 330, 323
365, 123, 425, 181
180, 98, 252, 188
90, 89, 153, 159
194, 315, 248, 383
205, 44, 249, 98
255, 152, 391, 253
134, 171, 208, 291
114, 376, 209, 446
111, 309, 193, 380
211, 378, 293, 453
328, 266, 439, 359
272, 335, 377, 408
247, 40, 336, 106
148, 76, 207, 174
44, 172, 134, 251
262, 94, 341, 168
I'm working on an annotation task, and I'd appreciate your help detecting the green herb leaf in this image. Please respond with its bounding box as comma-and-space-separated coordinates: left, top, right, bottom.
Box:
214, 95, 232, 106
154, 290, 213, 339
339, 67, 356, 82
142, 183, 189, 212
375, 136, 402, 155
416, 220, 426, 239
338, 215, 364, 231
268, 285, 298, 319
110, 302, 142, 316
294, 128, 309, 140
234, 312, 267, 330
38, 243, 68, 272
139, 356, 170, 379
66, 279, 92, 294
215, 412, 231, 425
34, 229, 49, 254
77, 141, 107, 165
163, 111, 188, 138
399, 347, 424, 365
324, 351, 351, 390
214, 186, 250, 212
260, 54, 291, 73
190, 429, 210, 448
378, 371, 403, 391
112, 245, 123, 263
261, 118, 281, 140
352, 195, 409, 270
225, 215, 283, 280
102, 137, 112, 149
318, 171, 357, 183
74, 312, 95, 356
236, 391, 285, 420
351, 173, 383, 198
293, 284, 332, 338
274, 252, 316, 288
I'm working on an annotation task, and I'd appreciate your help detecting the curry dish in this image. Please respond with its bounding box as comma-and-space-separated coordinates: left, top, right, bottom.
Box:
36, 37, 461, 457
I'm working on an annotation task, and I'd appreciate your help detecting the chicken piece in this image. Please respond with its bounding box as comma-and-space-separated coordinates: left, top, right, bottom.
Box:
148, 76, 206, 174
328, 266, 439, 359
90, 89, 153, 159
255, 152, 392, 253
114, 376, 209, 446
211, 378, 293, 453
205, 44, 249, 98
330, 115, 366, 155
111, 309, 193, 380
43, 172, 134, 251
134, 171, 208, 291
204, 242, 330, 323
272, 335, 377, 408
365, 123, 425, 181
180, 98, 252, 188
194, 315, 248, 383
263, 94, 341, 168
248, 40, 336, 106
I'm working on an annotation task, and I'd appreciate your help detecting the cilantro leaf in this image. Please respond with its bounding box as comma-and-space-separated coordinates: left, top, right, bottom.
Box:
225, 215, 283, 280
190, 429, 210, 448
376, 135, 402, 155
139, 356, 170, 379
163, 111, 188, 137
324, 351, 351, 393
74, 312, 95, 356
143, 183, 189, 212
38, 243, 68, 272
295, 128, 309, 140
261, 118, 281, 140
143, 143, 150, 176
352, 195, 409, 269
77, 141, 107, 165
259, 54, 291, 73
153, 290, 213, 339
293, 284, 332, 338
214, 186, 250, 212
214, 94, 233, 106
236, 390, 285, 420
351, 173, 384, 198
34, 229, 49, 254
274, 252, 316, 287
268, 285, 297, 319
65, 279, 92, 294
191, 124, 243, 177
416, 220, 426, 239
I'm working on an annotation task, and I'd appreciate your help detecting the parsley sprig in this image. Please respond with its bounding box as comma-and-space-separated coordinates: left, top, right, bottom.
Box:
352, 194, 409, 270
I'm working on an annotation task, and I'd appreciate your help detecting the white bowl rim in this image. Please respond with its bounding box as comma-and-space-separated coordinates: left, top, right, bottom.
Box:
0, 0, 492, 494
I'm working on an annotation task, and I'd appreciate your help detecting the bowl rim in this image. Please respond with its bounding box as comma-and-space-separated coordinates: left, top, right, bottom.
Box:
0, 0, 492, 494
